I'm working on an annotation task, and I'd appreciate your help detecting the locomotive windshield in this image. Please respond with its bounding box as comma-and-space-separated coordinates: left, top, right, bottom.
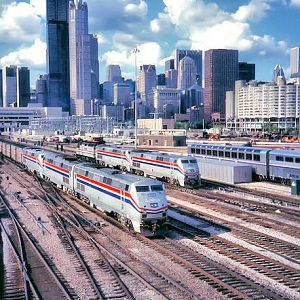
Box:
136, 186, 150, 192
151, 185, 163, 191
189, 159, 197, 163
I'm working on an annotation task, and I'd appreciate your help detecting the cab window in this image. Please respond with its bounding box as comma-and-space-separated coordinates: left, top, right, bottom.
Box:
136, 186, 150, 192
189, 159, 197, 163
151, 185, 163, 191
181, 160, 189, 164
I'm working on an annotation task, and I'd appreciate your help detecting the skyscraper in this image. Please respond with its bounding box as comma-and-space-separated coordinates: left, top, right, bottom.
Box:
165, 59, 174, 71
106, 65, 122, 83
69, 0, 99, 115
90, 35, 99, 99
36, 75, 49, 106
175, 50, 202, 85
273, 64, 285, 84
238, 62, 255, 82
46, 0, 70, 111
177, 56, 196, 90
138, 65, 156, 102
165, 58, 177, 88
204, 49, 238, 120
17, 67, 30, 107
2, 65, 17, 107
290, 47, 300, 78
0, 70, 3, 106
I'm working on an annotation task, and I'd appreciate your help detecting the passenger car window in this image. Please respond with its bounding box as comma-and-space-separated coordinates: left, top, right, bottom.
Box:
212, 150, 218, 156
232, 152, 237, 159
136, 186, 150, 192
296, 158, 300, 163
285, 157, 293, 163
253, 155, 260, 161
246, 154, 252, 160
276, 156, 284, 161
239, 153, 245, 159
201, 149, 206, 155
225, 151, 230, 158
191, 148, 195, 154
207, 150, 212, 155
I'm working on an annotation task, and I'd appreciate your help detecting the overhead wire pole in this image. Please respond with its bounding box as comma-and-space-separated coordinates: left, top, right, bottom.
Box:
133, 47, 140, 149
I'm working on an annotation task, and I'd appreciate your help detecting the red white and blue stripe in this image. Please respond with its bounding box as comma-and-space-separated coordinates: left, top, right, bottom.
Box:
132, 156, 186, 175
44, 161, 70, 178
22, 153, 38, 164
96, 149, 130, 162
76, 173, 167, 215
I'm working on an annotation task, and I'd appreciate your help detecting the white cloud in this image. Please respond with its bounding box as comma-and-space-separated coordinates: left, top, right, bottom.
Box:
89, 0, 148, 32
30, 0, 46, 18
103, 42, 163, 68
150, 0, 288, 57
124, 1, 147, 18
0, 1, 42, 43
290, 0, 300, 6
233, 0, 272, 22
96, 33, 109, 45
0, 38, 46, 69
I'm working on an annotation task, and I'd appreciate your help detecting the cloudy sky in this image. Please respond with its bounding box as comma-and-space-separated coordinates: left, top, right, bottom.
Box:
0, 0, 300, 86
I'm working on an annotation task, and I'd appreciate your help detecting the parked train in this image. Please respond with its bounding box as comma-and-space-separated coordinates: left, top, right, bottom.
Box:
0, 139, 168, 235
76, 143, 200, 187
188, 143, 300, 183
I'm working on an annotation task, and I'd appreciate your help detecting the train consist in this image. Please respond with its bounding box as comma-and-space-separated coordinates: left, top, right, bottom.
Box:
0, 140, 168, 235
76, 143, 200, 187
189, 144, 300, 183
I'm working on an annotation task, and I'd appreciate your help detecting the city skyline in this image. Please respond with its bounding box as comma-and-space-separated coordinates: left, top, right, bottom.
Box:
1, 0, 300, 86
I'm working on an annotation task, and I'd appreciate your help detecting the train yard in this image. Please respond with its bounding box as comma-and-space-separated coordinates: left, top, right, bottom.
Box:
0, 147, 300, 299
0, 138, 299, 299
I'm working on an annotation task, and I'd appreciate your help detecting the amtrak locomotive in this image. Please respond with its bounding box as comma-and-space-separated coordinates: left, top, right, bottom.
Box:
189, 143, 300, 184
1, 140, 168, 235
77, 143, 200, 187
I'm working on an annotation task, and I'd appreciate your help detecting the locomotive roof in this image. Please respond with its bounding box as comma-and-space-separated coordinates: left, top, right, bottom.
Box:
75, 164, 162, 185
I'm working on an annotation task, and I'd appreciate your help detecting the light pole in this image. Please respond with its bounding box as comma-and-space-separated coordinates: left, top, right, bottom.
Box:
133, 47, 140, 149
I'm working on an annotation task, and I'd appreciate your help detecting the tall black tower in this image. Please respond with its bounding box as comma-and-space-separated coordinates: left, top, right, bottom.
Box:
46, 0, 70, 112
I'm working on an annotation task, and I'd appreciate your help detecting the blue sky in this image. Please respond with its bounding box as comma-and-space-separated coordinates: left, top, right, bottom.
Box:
0, 0, 300, 87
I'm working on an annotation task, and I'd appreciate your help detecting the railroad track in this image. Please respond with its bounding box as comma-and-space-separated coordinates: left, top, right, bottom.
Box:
167, 216, 300, 292
3, 157, 300, 299
166, 186, 300, 239
169, 205, 300, 264
0, 193, 73, 299
2, 160, 200, 299
140, 235, 280, 300
0, 207, 27, 300
201, 179, 300, 210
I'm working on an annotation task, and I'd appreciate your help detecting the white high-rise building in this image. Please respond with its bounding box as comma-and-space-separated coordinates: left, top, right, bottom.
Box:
235, 80, 300, 131
291, 47, 300, 78
2, 65, 17, 107
138, 65, 156, 101
106, 65, 122, 83
175, 49, 202, 85
177, 56, 196, 90
69, 0, 99, 115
